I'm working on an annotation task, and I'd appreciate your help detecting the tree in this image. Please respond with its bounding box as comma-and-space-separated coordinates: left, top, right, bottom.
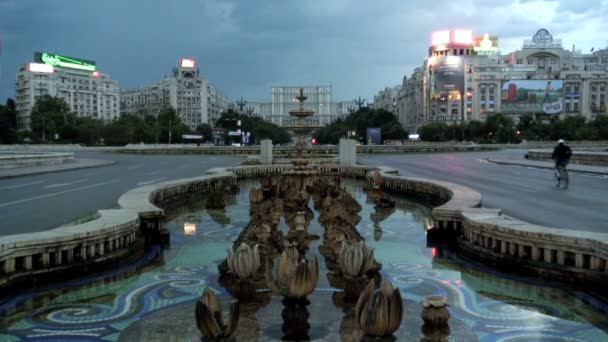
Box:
0, 99, 18, 144
29, 95, 74, 142
313, 108, 405, 144
196, 123, 212, 141
216, 109, 290, 145
157, 106, 189, 143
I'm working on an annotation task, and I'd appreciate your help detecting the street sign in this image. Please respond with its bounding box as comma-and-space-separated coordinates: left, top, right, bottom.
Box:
228, 131, 241, 136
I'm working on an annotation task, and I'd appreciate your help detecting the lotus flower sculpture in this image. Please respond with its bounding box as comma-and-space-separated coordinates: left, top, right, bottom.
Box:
226, 243, 260, 300
339, 240, 375, 278
227, 243, 261, 280
338, 240, 376, 300
195, 288, 239, 341
355, 279, 403, 338
266, 248, 319, 300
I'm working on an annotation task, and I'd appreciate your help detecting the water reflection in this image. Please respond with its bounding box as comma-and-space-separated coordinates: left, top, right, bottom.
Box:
1, 178, 607, 341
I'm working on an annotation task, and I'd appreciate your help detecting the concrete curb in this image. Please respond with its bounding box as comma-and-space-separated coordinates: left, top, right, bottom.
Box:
486, 158, 608, 176
0, 159, 117, 179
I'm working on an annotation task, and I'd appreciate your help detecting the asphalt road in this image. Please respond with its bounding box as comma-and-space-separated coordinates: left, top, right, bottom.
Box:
361, 150, 608, 233
0, 152, 242, 236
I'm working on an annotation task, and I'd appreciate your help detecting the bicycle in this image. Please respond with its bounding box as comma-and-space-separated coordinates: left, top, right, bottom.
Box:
554, 161, 569, 189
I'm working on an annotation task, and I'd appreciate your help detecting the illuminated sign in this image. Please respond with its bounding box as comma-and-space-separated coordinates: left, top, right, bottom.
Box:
452, 29, 473, 45
431, 30, 450, 46
34, 52, 96, 71
28, 63, 54, 73
431, 29, 474, 47
473, 33, 499, 54
92, 71, 101, 78
180, 58, 196, 68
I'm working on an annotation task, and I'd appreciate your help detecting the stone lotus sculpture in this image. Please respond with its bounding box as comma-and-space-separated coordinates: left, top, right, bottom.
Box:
355, 279, 403, 338
338, 240, 377, 301
226, 243, 261, 300
265, 248, 319, 300
195, 288, 239, 341
339, 240, 375, 278
421, 295, 451, 330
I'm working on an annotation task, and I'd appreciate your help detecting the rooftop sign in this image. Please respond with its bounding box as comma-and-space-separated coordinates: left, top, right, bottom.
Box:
180, 58, 196, 68
34, 52, 96, 71
523, 29, 562, 49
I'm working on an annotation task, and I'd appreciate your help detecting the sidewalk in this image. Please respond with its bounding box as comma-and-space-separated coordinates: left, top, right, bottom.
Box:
487, 157, 608, 176
0, 158, 116, 179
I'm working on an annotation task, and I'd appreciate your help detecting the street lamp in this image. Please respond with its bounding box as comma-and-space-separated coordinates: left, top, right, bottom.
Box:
354, 97, 366, 110
236, 97, 247, 114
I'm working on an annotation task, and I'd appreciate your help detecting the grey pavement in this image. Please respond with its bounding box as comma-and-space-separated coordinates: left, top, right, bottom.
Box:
360, 149, 608, 233
0, 152, 242, 236
0, 158, 116, 179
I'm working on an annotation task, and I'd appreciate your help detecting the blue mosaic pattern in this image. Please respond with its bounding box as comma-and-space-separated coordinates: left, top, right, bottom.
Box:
0, 179, 606, 341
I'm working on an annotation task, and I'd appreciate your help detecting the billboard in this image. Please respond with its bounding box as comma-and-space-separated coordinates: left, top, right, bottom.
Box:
366, 128, 381, 145
501, 80, 563, 114
34, 52, 96, 71
428, 56, 465, 99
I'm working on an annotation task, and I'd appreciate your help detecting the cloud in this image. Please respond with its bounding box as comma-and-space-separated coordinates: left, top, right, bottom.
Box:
1, 0, 607, 104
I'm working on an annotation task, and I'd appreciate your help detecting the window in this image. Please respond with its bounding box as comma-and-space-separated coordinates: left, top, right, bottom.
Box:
528, 59, 534, 65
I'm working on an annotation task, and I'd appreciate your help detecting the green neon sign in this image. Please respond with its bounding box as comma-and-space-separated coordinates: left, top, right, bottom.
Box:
34, 52, 96, 71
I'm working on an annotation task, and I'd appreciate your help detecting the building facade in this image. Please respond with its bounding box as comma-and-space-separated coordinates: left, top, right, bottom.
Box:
120, 58, 228, 130
15, 52, 119, 130
371, 85, 401, 113
233, 86, 354, 127
397, 29, 608, 133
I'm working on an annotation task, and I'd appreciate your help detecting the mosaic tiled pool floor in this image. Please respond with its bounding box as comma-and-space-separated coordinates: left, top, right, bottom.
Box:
0, 179, 606, 341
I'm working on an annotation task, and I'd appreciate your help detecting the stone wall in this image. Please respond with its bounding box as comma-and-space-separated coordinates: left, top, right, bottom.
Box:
1, 162, 606, 295
0, 152, 74, 169
528, 149, 608, 166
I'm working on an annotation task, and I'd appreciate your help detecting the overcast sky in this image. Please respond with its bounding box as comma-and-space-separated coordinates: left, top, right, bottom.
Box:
1, 0, 607, 103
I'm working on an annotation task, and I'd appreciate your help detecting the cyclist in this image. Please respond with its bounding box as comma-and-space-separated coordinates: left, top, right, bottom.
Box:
552, 139, 572, 189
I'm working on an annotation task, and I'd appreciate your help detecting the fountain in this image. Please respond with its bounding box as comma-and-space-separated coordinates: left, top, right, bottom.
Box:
2, 101, 607, 341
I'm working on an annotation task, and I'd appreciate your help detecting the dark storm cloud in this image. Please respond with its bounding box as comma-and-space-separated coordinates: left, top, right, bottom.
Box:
1, 0, 605, 103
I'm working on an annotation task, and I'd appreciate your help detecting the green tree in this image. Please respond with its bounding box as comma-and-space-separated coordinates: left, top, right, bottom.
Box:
313, 108, 405, 144
157, 106, 189, 143
590, 114, 608, 139
216, 109, 290, 145
0, 99, 18, 144
29, 95, 75, 142
196, 123, 212, 141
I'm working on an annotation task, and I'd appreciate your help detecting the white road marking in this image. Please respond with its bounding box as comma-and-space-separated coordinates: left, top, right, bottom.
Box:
0, 180, 119, 208
126, 164, 144, 170
0, 180, 45, 190
45, 179, 88, 189
136, 177, 166, 186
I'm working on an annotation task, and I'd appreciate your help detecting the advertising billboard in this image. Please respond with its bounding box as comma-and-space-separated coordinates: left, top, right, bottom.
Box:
501, 80, 563, 114
366, 128, 381, 145
34, 52, 96, 71
428, 56, 465, 99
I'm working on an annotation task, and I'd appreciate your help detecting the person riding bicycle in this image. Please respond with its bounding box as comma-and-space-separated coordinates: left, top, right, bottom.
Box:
552, 139, 572, 188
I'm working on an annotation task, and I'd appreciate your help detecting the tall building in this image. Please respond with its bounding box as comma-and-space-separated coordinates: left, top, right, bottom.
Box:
371, 85, 401, 113
397, 29, 608, 133
270, 86, 332, 126
120, 58, 228, 129
233, 86, 354, 127
15, 52, 119, 130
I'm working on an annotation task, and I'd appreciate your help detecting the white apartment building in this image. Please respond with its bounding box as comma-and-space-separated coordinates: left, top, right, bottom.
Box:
371, 85, 401, 113
395, 29, 608, 133
15, 52, 119, 130
120, 59, 228, 129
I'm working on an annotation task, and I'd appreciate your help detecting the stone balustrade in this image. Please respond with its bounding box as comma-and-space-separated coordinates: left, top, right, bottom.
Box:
0, 152, 74, 169
0, 209, 141, 292
459, 209, 608, 288
1, 161, 606, 295
528, 149, 608, 166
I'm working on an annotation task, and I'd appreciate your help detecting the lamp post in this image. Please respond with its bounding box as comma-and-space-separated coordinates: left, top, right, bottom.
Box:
354, 97, 366, 110
236, 97, 247, 114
